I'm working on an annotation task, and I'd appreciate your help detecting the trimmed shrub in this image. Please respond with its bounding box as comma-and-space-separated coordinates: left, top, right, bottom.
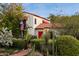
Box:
55, 35, 79, 56
12, 39, 26, 49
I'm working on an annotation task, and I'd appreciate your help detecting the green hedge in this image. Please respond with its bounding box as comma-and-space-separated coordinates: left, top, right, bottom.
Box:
55, 35, 79, 56
31, 35, 79, 56
12, 39, 27, 49
32, 39, 54, 55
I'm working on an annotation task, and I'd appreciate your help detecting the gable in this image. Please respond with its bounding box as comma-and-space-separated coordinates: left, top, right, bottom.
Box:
23, 12, 50, 23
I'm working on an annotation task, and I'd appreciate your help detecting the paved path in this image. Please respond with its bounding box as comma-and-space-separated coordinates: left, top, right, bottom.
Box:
11, 48, 32, 56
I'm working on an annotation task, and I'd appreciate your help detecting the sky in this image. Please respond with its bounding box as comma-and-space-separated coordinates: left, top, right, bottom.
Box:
22, 3, 79, 18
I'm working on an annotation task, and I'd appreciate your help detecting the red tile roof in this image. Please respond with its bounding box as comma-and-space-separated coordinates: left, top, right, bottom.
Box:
35, 23, 63, 30
23, 12, 63, 30
35, 23, 52, 30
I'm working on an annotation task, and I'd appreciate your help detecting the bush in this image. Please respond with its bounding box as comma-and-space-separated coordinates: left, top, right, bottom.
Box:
0, 27, 13, 47
32, 39, 45, 44
32, 36, 37, 39
13, 39, 26, 49
24, 32, 32, 43
48, 39, 54, 55
55, 35, 79, 56
32, 39, 45, 51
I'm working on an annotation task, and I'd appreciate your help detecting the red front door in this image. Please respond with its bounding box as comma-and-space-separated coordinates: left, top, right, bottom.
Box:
38, 31, 43, 39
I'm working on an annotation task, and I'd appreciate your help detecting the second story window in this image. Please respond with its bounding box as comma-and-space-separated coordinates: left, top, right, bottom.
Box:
35, 18, 37, 24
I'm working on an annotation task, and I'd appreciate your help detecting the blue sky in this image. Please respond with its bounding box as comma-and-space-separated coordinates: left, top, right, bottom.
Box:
22, 3, 79, 18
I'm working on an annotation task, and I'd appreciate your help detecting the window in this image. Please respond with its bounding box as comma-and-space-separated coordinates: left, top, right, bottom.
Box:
43, 20, 44, 23
35, 18, 37, 24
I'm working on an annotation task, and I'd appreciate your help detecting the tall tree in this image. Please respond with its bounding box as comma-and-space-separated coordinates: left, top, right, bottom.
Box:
48, 14, 56, 23
48, 14, 79, 39
0, 3, 9, 29
2, 3, 23, 38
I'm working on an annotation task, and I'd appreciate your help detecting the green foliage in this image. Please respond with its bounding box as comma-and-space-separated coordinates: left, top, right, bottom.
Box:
12, 31, 32, 49
32, 36, 37, 39
48, 39, 53, 44
1, 4, 23, 38
32, 39, 45, 51
0, 4, 9, 29
32, 39, 54, 55
13, 39, 26, 49
42, 31, 50, 40
55, 35, 79, 56
48, 14, 56, 22
47, 39, 54, 55
48, 14, 79, 38
32, 39, 45, 45
24, 31, 32, 42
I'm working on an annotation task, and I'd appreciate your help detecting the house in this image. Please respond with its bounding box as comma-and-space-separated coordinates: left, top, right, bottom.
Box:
22, 12, 63, 38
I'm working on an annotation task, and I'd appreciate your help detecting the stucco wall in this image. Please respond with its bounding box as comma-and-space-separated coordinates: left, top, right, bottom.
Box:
26, 15, 35, 35
23, 13, 50, 36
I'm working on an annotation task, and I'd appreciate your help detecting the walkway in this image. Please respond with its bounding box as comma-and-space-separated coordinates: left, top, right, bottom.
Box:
11, 48, 32, 56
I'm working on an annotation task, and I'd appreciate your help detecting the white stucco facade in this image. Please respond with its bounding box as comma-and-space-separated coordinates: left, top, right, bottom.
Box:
23, 12, 50, 36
